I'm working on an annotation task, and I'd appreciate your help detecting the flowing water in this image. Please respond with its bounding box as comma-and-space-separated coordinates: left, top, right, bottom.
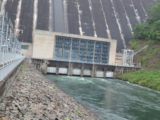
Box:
46, 75, 160, 120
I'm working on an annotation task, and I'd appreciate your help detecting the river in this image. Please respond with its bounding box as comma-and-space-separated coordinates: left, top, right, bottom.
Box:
46, 75, 160, 120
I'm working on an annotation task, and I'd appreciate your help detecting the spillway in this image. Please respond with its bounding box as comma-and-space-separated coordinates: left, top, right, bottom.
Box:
0, 0, 156, 50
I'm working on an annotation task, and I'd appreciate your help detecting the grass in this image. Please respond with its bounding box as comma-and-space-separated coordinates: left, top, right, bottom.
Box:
119, 70, 160, 91
20, 65, 28, 70
119, 40, 160, 91
50, 87, 56, 92
75, 109, 82, 115
129, 40, 160, 69
64, 118, 72, 120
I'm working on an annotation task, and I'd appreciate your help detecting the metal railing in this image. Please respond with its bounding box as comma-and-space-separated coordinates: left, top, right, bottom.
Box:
0, 13, 24, 70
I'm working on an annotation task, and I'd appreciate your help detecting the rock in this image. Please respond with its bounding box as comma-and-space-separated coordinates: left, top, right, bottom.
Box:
0, 117, 10, 120
23, 115, 34, 120
0, 61, 99, 120
0, 103, 6, 111
47, 114, 57, 120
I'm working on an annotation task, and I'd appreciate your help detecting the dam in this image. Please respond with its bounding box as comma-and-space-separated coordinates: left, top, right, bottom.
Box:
0, 1, 160, 120
31, 30, 140, 78
0, 0, 157, 50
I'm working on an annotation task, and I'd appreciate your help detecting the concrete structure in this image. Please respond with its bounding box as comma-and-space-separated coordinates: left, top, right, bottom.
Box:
0, 13, 24, 81
33, 30, 117, 65
3, 0, 155, 50
31, 30, 140, 78
21, 42, 33, 58
32, 59, 139, 78
122, 49, 134, 67
115, 53, 123, 65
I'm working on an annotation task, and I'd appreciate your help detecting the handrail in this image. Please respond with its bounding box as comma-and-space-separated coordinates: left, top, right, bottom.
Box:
0, 14, 23, 71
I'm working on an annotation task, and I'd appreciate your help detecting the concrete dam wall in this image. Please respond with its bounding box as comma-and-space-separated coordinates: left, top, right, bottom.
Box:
0, 0, 156, 51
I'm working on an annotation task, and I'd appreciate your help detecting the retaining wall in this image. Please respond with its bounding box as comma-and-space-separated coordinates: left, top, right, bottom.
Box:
0, 58, 24, 99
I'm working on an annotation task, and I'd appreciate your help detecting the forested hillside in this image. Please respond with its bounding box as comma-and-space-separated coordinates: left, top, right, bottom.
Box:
134, 0, 160, 41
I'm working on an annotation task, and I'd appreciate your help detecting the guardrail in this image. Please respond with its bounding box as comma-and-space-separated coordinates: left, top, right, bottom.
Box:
0, 13, 24, 80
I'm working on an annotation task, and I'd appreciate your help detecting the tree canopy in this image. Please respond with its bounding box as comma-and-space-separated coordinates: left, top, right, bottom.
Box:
133, 0, 160, 41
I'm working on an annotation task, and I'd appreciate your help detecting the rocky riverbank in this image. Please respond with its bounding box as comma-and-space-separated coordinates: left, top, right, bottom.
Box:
0, 61, 99, 120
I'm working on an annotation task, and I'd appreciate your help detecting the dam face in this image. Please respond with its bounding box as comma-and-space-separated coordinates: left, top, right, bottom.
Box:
0, 0, 156, 51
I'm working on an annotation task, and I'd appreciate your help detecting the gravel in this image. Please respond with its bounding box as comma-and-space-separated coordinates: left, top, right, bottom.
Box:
0, 61, 100, 120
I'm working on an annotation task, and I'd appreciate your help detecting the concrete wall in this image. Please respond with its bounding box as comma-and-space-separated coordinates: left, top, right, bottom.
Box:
0, 59, 24, 99
115, 53, 123, 65
52, 32, 117, 65
33, 30, 117, 65
32, 31, 55, 59
109, 40, 117, 65
21, 42, 33, 58
32, 59, 139, 78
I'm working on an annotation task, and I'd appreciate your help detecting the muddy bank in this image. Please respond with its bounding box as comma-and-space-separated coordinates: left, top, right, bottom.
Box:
0, 61, 99, 120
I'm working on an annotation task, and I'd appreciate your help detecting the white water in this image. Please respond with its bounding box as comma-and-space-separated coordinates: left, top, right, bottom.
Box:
76, 0, 84, 36
1, 0, 8, 14
49, 0, 54, 31
88, 0, 97, 37
110, 0, 126, 48
15, 0, 22, 35
119, 0, 133, 33
99, 0, 111, 39
130, 0, 141, 23
33, 0, 38, 30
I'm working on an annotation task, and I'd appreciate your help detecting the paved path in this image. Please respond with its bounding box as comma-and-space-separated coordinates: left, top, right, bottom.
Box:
0, 58, 24, 81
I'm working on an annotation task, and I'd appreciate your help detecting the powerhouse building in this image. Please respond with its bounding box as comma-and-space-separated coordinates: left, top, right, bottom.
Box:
32, 30, 117, 65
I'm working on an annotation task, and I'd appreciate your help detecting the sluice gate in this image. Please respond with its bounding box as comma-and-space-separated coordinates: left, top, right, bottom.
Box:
32, 59, 140, 78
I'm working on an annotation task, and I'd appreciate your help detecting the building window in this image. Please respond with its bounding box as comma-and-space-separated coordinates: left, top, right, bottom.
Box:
71, 38, 79, 62
54, 35, 110, 64
21, 45, 29, 49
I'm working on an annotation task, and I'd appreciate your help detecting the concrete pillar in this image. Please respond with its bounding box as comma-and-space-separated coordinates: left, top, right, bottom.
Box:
68, 62, 73, 76
81, 63, 84, 77
40, 60, 49, 74
114, 67, 117, 77
56, 65, 59, 75
103, 68, 107, 78
120, 68, 123, 74
114, 66, 120, 77
91, 64, 96, 77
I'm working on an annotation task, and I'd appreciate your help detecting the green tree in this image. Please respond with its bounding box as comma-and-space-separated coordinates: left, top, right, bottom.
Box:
133, 0, 160, 41
148, 0, 160, 24
133, 24, 150, 40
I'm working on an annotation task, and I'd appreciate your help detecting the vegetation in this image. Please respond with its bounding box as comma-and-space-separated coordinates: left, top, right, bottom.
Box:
119, 1, 160, 91
20, 65, 28, 70
120, 71, 160, 91
133, 0, 160, 41
119, 40, 160, 91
